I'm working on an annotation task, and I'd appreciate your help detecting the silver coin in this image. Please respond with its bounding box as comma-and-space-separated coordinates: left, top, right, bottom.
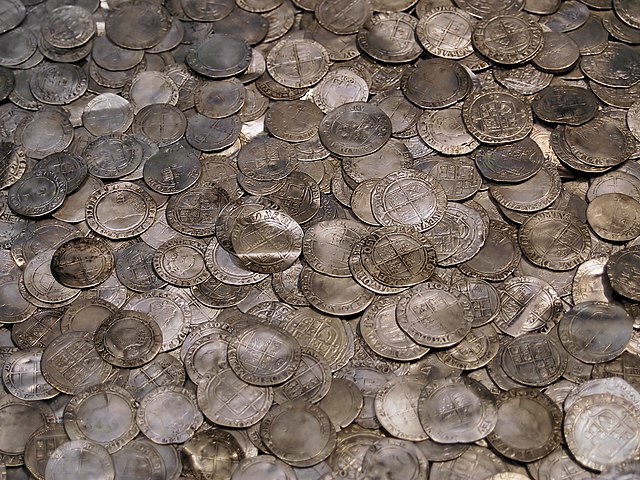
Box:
45, 440, 114, 480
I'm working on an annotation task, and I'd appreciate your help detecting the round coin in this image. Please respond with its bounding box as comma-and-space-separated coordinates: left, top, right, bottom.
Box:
45, 440, 114, 480
137, 386, 202, 444
94, 310, 163, 368
607, 246, 640, 301
50, 237, 114, 288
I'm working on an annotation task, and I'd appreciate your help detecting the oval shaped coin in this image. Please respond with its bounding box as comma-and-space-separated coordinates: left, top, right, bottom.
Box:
558, 301, 634, 364
474, 138, 544, 183
418, 376, 497, 443
228, 323, 301, 386
94, 310, 163, 368
45, 440, 114, 480
396, 282, 473, 348
63, 383, 139, 453
495, 276, 564, 337
318, 102, 391, 157
137, 386, 202, 444
300, 266, 376, 316
371, 169, 447, 232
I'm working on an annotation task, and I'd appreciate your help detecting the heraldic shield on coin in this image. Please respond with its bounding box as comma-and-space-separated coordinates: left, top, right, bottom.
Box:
2, 0, 640, 478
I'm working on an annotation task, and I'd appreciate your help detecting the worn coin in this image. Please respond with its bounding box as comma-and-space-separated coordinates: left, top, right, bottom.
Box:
45, 440, 114, 480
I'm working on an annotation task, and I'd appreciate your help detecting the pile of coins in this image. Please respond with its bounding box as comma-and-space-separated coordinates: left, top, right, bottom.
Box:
1, 0, 640, 478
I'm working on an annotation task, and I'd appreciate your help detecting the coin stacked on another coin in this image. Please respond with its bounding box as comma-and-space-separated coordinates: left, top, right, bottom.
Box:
1, 0, 640, 478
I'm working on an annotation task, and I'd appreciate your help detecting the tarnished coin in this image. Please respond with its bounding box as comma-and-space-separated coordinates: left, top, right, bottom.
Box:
111, 439, 166, 480
518, 210, 591, 271
265, 100, 323, 142
63, 383, 139, 453
94, 310, 163, 368
607, 247, 640, 301
195, 78, 245, 119
231, 209, 303, 274
0, 0, 25, 35
8, 170, 67, 218
401, 58, 471, 109
418, 376, 497, 443
260, 400, 336, 467
474, 138, 544, 183
153, 237, 209, 287
32, 152, 88, 194
82, 94, 133, 136
463, 89, 533, 145
186, 34, 252, 79
313, 68, 369, 114
228, 323, 301, 386
472, 12, 543, 65
115, 242, 167, 293
587, 193, 640, 242
45, 440, 114, 480
126, 352, 185, 402
237, 136, 298, 181
532, 85, 598, 126
133, 104, 186, 147
318, 102, 391, 157
105, 1, 171, 50
23, 250, 80, 304
487, 388, 562, 462
558, 301, 634, 364
182, 429, 244, 480
371, 169, 447, 231
396, 282, 473, 348
166, 184, 229, 237
185, 113, 242, 152
564, 393, 640, 471
357, 12, 422, 63
137, 386, 202, 444
50, 237, 114, 289
565, 117, 633, 168
41, 331, 112, 395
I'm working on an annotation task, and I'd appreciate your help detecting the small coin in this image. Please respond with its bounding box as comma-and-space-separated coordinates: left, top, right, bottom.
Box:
416, 6, 474, 59
105, 1, 171, 50
472, 12, 543, 65
186, 34, 252, 79
474, 138, 544, 183
501, 333, 567, 387
607, 247, 640, 301
357, 12, 422, 63
153, 237, 210, 287
7, 170, 67, 218
587, 193, 640, 242
94, 310, 163, 368
401, 58, 471, 109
